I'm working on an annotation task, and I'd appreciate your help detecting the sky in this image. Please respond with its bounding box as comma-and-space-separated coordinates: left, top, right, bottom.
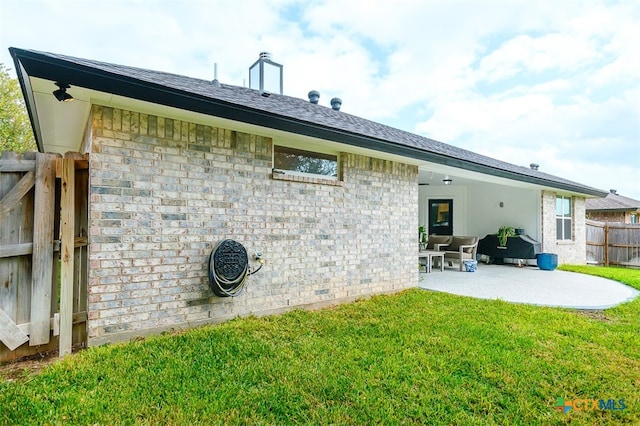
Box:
1, 0, 639, 199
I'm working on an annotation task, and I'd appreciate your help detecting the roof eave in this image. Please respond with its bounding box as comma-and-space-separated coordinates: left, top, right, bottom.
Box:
10, 50, 44, 152
9, 47, 607, 197
586, 208, 640, 212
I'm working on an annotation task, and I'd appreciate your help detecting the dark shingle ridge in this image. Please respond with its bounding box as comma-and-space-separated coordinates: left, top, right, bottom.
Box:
15, 48, 606, 195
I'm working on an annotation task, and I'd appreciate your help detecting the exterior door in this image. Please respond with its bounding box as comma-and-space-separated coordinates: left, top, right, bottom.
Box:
428, 199, 453, 235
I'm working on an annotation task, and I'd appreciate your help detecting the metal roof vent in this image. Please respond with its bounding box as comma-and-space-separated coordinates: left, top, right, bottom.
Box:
330, 97, 342, 111
529, 163, 539, 171
610, 189, 618, 195
308, 90, 320, 104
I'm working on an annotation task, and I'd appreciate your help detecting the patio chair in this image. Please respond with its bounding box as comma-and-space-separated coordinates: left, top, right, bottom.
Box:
425, 235, 453, 251
440, 236, 479, 271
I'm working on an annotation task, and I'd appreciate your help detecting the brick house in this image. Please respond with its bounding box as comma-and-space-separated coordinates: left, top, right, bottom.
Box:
10, 48, 606, 346
586, 190, 640, 224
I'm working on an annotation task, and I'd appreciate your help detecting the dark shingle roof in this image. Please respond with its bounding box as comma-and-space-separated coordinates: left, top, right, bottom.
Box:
10, 48, 607, 196
586, 192, 640, 211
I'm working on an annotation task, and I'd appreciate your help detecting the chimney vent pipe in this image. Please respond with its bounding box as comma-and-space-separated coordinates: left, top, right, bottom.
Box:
211, 63, 220, 87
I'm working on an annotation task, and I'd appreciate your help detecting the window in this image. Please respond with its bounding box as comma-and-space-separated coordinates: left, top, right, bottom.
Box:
556, 196, 572, 240
273, 146, 338, 178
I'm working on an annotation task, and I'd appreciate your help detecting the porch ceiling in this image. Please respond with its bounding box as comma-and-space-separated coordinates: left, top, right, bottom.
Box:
418, 164, 547, 191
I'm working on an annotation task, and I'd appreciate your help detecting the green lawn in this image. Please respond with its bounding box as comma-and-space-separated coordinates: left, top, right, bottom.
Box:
1, 266, 639, 425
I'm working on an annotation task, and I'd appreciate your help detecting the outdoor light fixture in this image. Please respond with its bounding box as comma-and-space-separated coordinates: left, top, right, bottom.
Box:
53, 82, 73, 102
443, 176, 452, 185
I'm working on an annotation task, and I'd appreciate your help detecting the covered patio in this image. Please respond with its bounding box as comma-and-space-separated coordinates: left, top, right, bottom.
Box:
419, 264, 639, 310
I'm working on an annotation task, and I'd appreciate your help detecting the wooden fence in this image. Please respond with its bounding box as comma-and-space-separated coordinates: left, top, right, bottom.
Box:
586, 219, 640, 268
0, 151, 88, 362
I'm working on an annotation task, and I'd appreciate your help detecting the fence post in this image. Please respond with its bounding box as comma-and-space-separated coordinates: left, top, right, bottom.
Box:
59, 156, 75, 357
604, 224, 609, 267
29, 153, 56, 345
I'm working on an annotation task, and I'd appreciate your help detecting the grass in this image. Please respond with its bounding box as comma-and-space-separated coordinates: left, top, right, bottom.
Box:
558, 264, 640, 288
1, 266, 639, 425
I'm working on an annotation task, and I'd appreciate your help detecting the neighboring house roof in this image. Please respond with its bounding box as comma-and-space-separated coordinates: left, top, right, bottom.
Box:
586, 191, 640, 212
10, 47, 607, 197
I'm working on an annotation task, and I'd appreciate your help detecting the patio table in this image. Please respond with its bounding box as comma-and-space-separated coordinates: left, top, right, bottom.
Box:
419, 250, 445, 273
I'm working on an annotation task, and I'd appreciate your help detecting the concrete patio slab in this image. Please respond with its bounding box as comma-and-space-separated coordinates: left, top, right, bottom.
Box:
418, 264, 639, 310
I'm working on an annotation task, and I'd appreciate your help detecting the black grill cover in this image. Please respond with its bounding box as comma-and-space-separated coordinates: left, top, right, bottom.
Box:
478, 234, 542, 259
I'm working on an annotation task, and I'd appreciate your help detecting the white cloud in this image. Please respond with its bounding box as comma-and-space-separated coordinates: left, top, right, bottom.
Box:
1, 0, 639, 199
477, 33, 601, 83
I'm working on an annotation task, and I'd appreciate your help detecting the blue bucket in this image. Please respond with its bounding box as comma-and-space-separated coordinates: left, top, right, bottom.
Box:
463, 260, 477, 272
537, 253, 558, 271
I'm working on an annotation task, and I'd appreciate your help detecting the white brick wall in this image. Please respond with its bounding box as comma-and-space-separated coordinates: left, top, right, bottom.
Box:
87, 106, 418, 345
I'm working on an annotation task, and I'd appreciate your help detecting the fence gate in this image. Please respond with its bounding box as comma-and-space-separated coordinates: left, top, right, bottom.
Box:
0, 151, 88, 362
586, 219, 640, 268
